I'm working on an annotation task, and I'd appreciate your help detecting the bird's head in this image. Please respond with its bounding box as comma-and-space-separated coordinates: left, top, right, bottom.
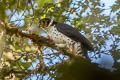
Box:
39, 18, 54, 28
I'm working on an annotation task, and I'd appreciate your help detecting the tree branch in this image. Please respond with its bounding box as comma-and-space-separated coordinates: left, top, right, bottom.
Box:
1, 21, 78, 58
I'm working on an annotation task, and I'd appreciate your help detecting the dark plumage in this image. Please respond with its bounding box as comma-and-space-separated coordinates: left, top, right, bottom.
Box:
39, 18, 93, 58
55, 22, 93, 50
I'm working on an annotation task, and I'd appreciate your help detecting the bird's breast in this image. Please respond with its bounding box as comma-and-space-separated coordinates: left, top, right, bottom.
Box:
47, 26, 74, 44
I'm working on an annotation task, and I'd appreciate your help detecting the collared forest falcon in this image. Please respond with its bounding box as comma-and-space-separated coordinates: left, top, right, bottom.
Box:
39, 18, 93, 58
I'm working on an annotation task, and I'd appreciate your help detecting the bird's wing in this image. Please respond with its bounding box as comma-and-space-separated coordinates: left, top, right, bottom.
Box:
55, 22, 93, 51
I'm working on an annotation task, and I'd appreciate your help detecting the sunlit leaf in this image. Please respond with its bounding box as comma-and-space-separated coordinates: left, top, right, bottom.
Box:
37, 0, 54, 7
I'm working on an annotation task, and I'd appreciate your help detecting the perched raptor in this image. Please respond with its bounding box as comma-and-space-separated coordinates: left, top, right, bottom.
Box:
39, 18, 93, 58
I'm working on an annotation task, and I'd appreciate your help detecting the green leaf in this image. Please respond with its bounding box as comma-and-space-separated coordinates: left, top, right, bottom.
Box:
36, 0, 54, 7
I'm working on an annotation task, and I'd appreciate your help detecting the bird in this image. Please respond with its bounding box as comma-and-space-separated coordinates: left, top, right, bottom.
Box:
39, 18, 93, 58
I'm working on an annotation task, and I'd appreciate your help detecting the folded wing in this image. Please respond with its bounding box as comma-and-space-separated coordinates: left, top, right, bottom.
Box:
55, 22, 93, 51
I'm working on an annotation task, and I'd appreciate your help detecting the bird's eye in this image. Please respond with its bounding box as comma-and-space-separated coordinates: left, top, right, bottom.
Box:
40, 22, 44, 25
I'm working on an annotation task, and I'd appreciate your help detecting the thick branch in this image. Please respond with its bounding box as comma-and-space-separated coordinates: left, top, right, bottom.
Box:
1, 21, 77, 58
5, 26, 56, 48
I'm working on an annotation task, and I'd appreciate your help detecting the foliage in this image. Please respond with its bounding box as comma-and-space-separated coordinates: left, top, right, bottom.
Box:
56, 57, 120, 80
0, 0, 120, 80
